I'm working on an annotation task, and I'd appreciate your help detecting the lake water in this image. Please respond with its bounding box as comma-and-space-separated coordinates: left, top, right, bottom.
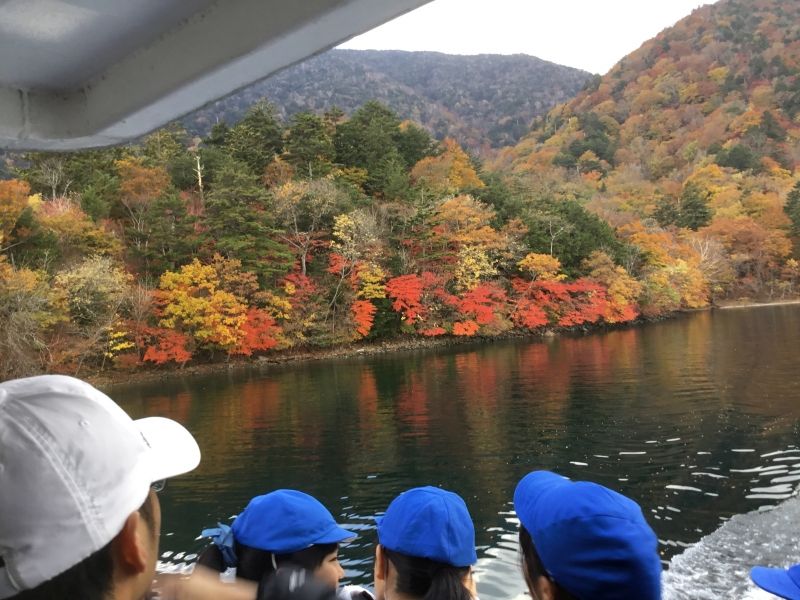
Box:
114, 304, 800, 599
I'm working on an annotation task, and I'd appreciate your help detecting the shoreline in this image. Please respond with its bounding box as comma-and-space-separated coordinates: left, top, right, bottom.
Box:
714, 298, 800, 310
89, 298, 800, 390
92, 330, 548, 390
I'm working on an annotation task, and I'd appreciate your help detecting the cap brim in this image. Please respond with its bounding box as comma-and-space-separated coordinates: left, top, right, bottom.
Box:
136, 416, 201, 481
315, 523, 357, 545
751, 567, 800, 599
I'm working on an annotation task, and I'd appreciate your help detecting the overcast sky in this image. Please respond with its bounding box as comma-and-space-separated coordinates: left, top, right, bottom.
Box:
340, 0, 719, 75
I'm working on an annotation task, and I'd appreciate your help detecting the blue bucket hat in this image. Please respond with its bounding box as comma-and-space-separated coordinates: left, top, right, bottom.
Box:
231, 490, 355, 554
513, 471, 661, 600
377, 486, 477, 568
751, 564, 800, 599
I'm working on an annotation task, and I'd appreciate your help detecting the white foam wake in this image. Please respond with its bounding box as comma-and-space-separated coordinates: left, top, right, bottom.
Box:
663, 495, 800, 599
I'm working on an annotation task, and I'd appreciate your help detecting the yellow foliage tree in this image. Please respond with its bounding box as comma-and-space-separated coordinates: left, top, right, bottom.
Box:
35, 198, 121, 261
357, 263, 387, 299
455, 246, 497, 291
432, 195, 506, 251
518, 253, 566, 282
156, 259, 248, 351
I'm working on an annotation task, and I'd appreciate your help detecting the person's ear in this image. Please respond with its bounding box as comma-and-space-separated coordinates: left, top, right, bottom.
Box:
113, 511, 149, 574
463, 568, 478, 597
530, 575, 556, 600
374, 545, 387, 600
374, 545, 385, 583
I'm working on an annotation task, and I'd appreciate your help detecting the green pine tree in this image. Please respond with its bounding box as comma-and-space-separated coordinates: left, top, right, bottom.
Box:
677, 182, 712, 231
284, 112, 335, 178
224, 102, 283, 176
202, 160, 292, 284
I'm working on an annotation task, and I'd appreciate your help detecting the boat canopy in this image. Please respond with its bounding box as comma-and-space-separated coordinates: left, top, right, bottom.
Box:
0, 0, 431, 151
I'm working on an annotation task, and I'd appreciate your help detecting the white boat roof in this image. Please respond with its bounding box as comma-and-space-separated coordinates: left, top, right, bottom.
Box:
0, 0, 432, 151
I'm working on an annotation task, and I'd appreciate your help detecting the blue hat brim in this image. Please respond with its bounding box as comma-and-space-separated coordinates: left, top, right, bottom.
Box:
314, 523, 357, 546
751, 567, 800, 600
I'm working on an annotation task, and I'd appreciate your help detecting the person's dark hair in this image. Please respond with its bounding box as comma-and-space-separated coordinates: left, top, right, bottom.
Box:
256, 567, 338, 600
197, 541, 337, 583
13, 541, 113, 600
139, 489, 157, 529
14, 492, 158, 600
382, 547, 472, 600
519, 527, 576, 600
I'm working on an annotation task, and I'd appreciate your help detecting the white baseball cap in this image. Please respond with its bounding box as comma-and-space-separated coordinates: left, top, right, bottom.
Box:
0, 375, 201, 598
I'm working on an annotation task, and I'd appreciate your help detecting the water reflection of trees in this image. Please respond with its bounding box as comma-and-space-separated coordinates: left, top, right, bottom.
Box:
116, 307, 800, 563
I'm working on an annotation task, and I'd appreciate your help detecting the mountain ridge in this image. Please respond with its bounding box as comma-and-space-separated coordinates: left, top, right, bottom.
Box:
184, 48, 592, 152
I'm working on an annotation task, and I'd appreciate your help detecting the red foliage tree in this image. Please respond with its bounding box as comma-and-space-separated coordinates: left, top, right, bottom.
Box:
457, 283, 507, 326
385, 274, 425, 321
420, 326, 447, 337
233, 308, 280, 356
284, 272, 318, 306
352, 300, 377, 338
512, 298, 549, 330
140, 327, 192, 366
452, 320, 480, 336
511, 278, 610, 329
326, 252, 348, 275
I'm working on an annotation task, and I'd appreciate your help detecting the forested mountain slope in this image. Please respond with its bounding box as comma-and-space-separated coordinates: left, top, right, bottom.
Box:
185, 49, 592, 151
494, 0, 800, 300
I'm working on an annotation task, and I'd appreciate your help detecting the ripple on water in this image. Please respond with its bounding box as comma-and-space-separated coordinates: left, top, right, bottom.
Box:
666, 485, 704, 493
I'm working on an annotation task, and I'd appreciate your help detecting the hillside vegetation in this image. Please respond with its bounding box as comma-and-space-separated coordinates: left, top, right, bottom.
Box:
1, 0, 799, 379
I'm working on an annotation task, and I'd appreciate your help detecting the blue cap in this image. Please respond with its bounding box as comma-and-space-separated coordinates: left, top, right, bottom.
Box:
231, 490, 355, 554
751, 564, 800, 599
513, 471, 661, 600
377, 486, 477, 567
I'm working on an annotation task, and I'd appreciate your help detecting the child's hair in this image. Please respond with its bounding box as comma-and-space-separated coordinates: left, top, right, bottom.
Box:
382, 547, 473, 600
518, 527, 576, 600
197, 540, 337, 582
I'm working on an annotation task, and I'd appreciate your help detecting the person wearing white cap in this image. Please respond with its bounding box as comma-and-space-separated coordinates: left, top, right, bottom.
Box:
0, 375, 201, 600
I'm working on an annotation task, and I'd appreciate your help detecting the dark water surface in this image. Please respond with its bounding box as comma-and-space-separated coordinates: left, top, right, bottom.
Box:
114, 305, 800, 598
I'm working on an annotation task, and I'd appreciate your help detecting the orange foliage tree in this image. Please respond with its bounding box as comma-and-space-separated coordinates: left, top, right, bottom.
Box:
410, 138, 485, 195
0, 180, 31, 248
582, 251, 642, 323
116, 157, 171, 248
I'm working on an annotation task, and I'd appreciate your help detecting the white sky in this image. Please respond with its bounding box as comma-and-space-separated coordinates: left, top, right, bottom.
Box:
340, 0, 719, 75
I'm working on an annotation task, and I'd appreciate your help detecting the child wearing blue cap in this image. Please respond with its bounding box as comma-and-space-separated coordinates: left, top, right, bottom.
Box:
197, 490, 356, 593
374, 486, 478, 600
751, 563, 800, 599
513, 471, 661, 600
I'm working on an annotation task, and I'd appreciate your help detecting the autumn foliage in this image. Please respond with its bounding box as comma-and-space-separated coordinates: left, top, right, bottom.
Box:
6, 25, 800, 379
233, 308, 280, 356
352, 300, 377, 338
